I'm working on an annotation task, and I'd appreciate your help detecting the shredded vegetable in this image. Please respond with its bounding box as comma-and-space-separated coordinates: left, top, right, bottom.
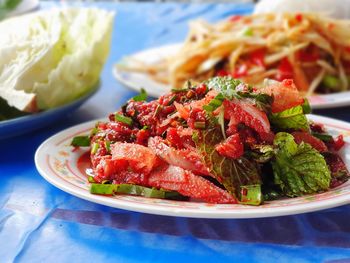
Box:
118, 13, 350, 95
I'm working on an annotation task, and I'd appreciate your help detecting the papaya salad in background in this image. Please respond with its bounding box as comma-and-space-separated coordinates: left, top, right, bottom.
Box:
118, 13, 350, 96
71, 77, 349, 205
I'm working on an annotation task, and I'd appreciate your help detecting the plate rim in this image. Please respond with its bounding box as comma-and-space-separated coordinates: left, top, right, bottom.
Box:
34, 114, 350, 218
113, 43, 350, 109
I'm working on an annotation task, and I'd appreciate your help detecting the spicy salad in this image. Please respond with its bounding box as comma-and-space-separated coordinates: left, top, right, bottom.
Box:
72, 77, 349, 205
119, 13, 350, 96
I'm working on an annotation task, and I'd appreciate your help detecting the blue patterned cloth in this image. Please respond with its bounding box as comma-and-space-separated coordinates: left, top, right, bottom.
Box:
1, 2, 350, 262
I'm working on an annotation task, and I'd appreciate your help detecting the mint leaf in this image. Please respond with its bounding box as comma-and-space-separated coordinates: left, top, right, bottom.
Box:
193, 128, 262, 204
206, 76, 242, 99
205, 76, 272, 113
269, 105, 309, 131
272, 132, 331, 197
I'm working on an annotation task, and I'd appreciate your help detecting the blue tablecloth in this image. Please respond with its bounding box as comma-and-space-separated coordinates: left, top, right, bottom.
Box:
1, 2, 350, 262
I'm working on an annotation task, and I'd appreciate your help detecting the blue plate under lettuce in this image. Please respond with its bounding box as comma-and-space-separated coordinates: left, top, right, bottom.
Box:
0, 84, 99, 140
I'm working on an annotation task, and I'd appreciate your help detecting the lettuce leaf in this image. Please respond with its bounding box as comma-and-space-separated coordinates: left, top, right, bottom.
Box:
0, 8, 114, 112
272, 132, 331, 197
269, 105, 309, 131
193, 128, 262, 205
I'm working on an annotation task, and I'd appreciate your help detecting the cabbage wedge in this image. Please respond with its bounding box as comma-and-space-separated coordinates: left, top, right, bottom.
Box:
0, 8, 114, 112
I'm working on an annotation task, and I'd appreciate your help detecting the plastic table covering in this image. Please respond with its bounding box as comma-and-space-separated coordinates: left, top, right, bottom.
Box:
2, 2, 350, 263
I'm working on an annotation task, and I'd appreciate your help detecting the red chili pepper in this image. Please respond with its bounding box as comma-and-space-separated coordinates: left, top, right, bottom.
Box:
275, 58, 293, 81
232, 64, 248, 78
216, 69, 230, 77
249, 49, 266, 67
229, 15, 242, 22
295, 13, 303, 22
333, 135, 345, 151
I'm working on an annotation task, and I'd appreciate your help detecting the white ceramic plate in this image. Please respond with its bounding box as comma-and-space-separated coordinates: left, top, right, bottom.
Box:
113, 44, 350, 109
35, 115, 350, 218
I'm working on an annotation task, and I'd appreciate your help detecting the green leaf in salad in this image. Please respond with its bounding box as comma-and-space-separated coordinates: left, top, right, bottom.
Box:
272, 132, 331, 197
269, 105, 309, 131
192, 127, 262, 205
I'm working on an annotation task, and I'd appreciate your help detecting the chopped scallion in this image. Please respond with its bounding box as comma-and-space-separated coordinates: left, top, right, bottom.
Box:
115, 113, 133, 126
171, 88, 189, 93
194, 121, 206, 129
239, 185, 262, 205
203, 93, 224, 113
71, 136, 90, 147
91, 142, 99, 154
132, 88, 148, 101
312, 132, 333, 142
302, 98, 311, 114
105, 140, 111, 153
153, 104, 163, 117
90, 183, 185, 200
166, 95, 177, 106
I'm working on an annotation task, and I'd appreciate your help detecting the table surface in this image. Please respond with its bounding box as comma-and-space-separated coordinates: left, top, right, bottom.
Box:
2, 2, 350, 263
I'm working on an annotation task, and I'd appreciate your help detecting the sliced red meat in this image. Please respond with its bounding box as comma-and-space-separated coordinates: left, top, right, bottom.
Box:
292, 131, 328, 152
174, 90, 218, 120
148, 165, 237, 204
258, 79, 304, 113
224, 99, 270, 135
148, 136, 210, 176
111, 142, 158, 174
113, 170, 149, 185
323, 152, 350, 188
215, 134, 244, 159
93, 156, 129, 182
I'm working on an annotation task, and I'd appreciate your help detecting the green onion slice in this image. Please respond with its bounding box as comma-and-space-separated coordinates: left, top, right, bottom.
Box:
312, 132, 333, 142
115, 113, 133, 126
90, 183, 185, 200
132, 88, 148, 102
71, 136, 90, 147
171, 88, 189, 93
91, 142, 99, 154
194, 121, 206, 129
239, 184, 262, 205
203, 93, 225, 113
105, 140, 111, 153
